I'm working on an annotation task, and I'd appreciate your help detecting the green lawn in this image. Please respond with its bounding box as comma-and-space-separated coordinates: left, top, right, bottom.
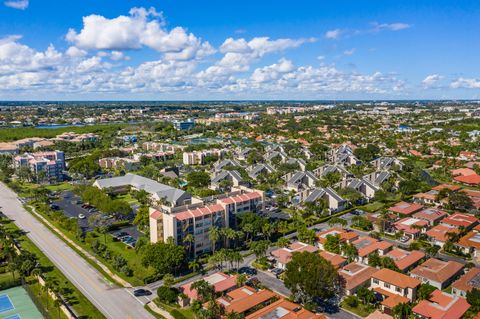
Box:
45, 182, 75, 192
360, 201, 385, 213
2, 220, 105, 319
340, 301, 375, 317
154, 299, 196, 319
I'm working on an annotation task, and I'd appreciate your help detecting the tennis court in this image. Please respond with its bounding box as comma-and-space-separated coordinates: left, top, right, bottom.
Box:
0, 286, 43, 319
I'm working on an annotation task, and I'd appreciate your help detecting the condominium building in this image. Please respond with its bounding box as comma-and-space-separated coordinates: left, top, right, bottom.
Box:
14, 150, 65, 182
182, 149, 224, 165
149, 191, 263, 256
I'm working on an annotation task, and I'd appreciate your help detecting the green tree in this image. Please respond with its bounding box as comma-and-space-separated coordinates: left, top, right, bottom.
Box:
284, 251, 341, 304
392, 302, 412, 319
186, 171, 211, 188
417, 284, 436, 301
141, 241, 186, 275
248, 240, 270, 259
324, 234, 341, 254
191, 279, 215, 303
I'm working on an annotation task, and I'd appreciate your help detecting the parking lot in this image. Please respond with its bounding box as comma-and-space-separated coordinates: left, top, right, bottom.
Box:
340, 209, 366, 226
53, 191, 143, 246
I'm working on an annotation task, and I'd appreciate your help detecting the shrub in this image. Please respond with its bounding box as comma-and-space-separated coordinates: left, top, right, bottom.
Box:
157, 286, 178, 304
344, 295, 359, 308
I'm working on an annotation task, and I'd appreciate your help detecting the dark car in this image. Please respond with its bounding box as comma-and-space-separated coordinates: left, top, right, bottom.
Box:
133, 289, 152, 297
238, 267, 257, 276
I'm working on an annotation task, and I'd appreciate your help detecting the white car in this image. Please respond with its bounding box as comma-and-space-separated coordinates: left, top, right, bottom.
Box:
78, 214, 86, 219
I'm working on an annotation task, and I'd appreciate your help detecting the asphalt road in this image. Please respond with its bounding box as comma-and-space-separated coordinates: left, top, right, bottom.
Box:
0, 182, 154, 319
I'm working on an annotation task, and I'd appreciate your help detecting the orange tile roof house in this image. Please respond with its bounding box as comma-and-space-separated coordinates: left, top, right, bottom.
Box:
338, 262, 378, 295
412, 184, 461, 206
410, 258, 464, 290
452, 267, 480, 298
393, 217, 429, 239
371, 268, 421, 312
388, 201, 423, 216
412, 289, 470, 319
352, 236, 392, 263
441, 213, 479, 230
365, 310, 393, 319
385, 248, 425, 272
426, 223, 460, 247
451, 168, 478, 177
413, 208, 448, 226
271, 242, 318, 269
454, 173, 480, 186
180, 272, 237, 301
316, 227, 358, 250
246, 298, 326, 319
319, 251, 347, 269
215, 286, 278, 316
457, 230, 480, 260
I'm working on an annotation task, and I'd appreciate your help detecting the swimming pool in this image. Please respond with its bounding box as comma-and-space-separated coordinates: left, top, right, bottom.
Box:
0, 295, 14, 313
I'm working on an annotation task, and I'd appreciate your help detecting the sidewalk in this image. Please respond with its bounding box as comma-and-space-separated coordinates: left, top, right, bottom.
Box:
28, 205, 132, 288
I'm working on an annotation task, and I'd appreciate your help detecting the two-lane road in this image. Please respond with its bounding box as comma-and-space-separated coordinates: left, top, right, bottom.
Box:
0, 182, 153, 319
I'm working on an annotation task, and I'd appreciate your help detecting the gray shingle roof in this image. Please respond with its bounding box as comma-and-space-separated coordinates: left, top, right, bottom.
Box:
94, 173, 190, 205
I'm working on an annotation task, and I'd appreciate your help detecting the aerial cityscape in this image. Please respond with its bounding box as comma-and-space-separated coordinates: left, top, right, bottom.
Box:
0, 1, 479, 319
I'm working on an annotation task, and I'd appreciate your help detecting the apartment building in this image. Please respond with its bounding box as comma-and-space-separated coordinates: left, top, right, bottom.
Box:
182, 149, 224, 165
98, 157, 140, 171
149, 191, 263, 256
14, 150, 65, 182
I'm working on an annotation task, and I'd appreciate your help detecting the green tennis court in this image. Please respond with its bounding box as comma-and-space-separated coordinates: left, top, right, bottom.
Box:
0, 286, 43, 319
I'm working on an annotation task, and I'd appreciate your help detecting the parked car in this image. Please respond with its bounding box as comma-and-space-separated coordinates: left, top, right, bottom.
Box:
133, 289, 151, 297
400, 236, 409, 243
270, 268, 284, 278
238, 267, 257, 276
78, 214, 86, 219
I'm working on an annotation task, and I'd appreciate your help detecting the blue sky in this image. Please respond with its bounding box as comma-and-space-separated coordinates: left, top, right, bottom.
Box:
0, 0, 479, 100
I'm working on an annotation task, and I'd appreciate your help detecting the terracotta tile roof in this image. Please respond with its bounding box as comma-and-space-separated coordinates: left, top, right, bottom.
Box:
317, 227, 358, 244
455, 174, 480, 185
411, 258, 464, 285
357, 240, 392, 257
432, 184, 462, 192
319, 251, 347, 268
245, 298, 326, 319
181, 272, 237, 300
452, 267, 480, 294
149, 210, 162, 220
385, 248, 425, 271
458, 231, 480, 249
413, 208, 448, 223
365, 310, 393, 319
338, 262, 378, 291
175, 204, 225, 221
412, 290, 470, 319
381, 293, 410, 309
441, 213, 479, 228
388, 201, 424, 215
223, 288, 277, 314
221, 192, 262, 204
451, 168, 477, 177
372, 268, 421, 289
426, 224, 460, 242
271, 242, 318, 265
393, 217, 428, 235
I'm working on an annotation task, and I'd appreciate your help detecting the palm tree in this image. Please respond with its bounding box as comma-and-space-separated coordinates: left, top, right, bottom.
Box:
209, 227, 220, 253
277, 237, 290, 248
225, 311, 243, 319
188, 259, 200, 273
31, 268, 42, 294
392, 302, 412, 319
183, 233, 195, 257
236, 274, 248, 287
53, 296, 62, 319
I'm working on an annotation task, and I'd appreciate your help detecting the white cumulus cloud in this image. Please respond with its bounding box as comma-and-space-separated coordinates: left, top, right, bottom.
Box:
4, 0, 28, 10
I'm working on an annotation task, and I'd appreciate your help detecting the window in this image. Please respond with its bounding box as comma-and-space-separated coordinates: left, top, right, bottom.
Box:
396, 287, 402, 293
384, 283, 390, 289
373, 279, 379, 284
